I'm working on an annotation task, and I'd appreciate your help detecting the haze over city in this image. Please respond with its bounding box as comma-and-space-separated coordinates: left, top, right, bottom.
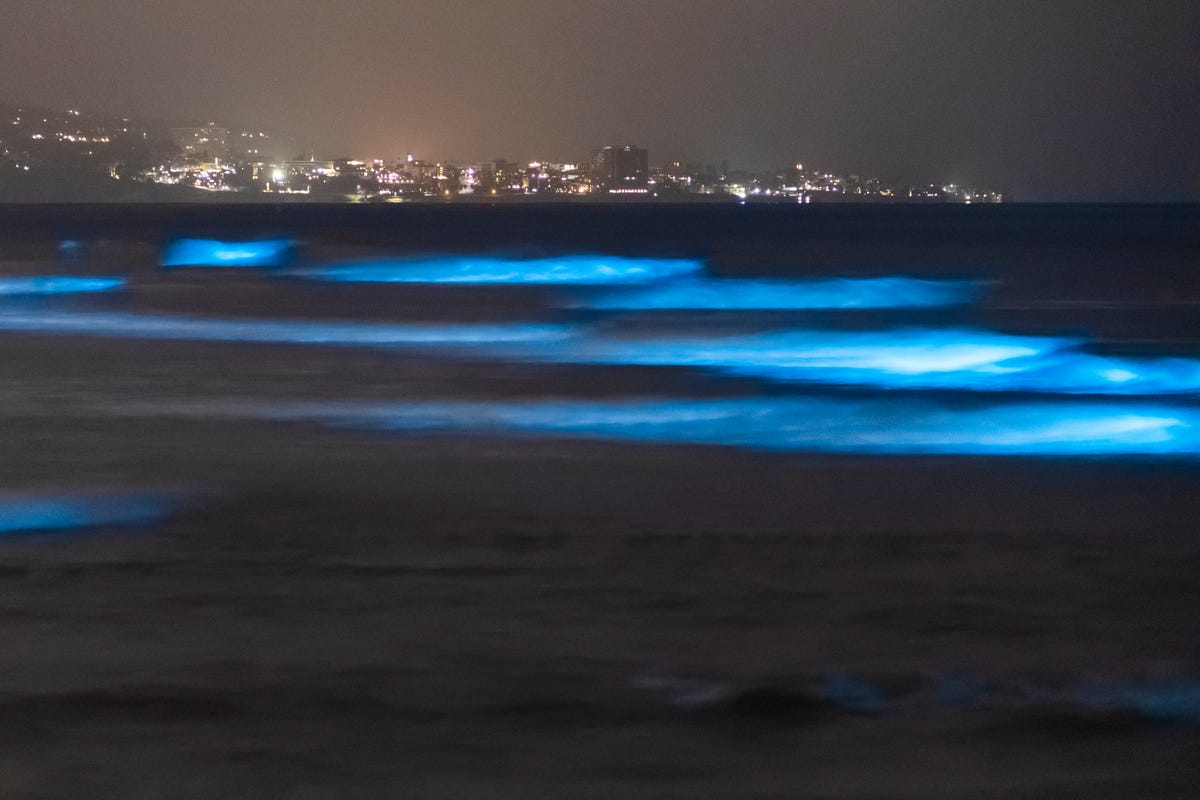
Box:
2, 0, 1197, 201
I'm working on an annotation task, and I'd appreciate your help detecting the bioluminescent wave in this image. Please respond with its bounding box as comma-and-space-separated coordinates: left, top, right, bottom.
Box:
538, 328, 1200, 396
0, 492, 184, 536
151, 396, 1200, 456
3, 304, 1196, 396
0, 276, 125, 296
636, 671, 1200, 726
294, 254, 703, 284
162, 238, 295, 268
575, 276, 980, 310
0, 309, 572, 347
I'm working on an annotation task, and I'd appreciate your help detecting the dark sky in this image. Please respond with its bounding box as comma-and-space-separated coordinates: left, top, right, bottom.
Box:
3, 0, 1197, 200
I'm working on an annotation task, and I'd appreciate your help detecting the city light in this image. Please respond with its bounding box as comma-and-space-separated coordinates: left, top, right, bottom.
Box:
0, 102, 1006, 201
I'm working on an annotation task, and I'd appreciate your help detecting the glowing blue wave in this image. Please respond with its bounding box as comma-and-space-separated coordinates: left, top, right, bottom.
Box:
540, 328, 1200, 396
576, 276, 980, 309
162, 238, 295, 268
0, 492, 182, 536
227, 396, 1200, 456
0, 276, 125, 296
638, 671, 1200, 725
2, 304, 1196, 396
294, 254, 704, 284
0, 309, 572, 347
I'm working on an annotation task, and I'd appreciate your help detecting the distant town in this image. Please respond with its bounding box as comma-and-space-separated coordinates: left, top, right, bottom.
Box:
0, 103, 1003, 203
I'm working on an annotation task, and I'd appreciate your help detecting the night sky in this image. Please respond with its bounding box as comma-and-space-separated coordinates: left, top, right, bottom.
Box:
2, 0, 1196, 201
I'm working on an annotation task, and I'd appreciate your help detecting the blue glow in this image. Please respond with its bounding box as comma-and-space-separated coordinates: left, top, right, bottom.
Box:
4, 306, 1197, 397
634, 671, 1200, 726
1075, 679, 1200, 725
0, 493, 182, 536
539, 328, 1200, 396
57, 239, 86, 261
816, 673, 887, 714
0, 308, 572, 347
229, 396, 1200, 456
0, 276, 125, 296
162, 238, 294, 268
577, 276, 980, 309
294, 254, 703, 284
934, 671, 993, 706
636, 672, 1200, 726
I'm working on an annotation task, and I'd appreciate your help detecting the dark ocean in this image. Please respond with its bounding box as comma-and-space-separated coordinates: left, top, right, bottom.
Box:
0, 203, 1198, 798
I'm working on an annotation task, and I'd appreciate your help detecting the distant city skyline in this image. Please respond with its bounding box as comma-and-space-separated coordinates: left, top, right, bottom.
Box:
1, 101, 1003, 202
0, 1, 1196, 202
0, 100, 996, 190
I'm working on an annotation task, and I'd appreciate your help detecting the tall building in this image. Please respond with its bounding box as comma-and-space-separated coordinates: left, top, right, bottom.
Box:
590, 145, 648, 192
170, 124, 229, 163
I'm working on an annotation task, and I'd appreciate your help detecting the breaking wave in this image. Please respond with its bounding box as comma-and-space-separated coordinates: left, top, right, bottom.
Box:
0, 276, 125, 296
634, 671, 1200, 728
535, 327, 1200, 396
0, 309, 572, 347
575, 276, 980, 309
0, 491, 187, 536
292, 254, 704, 284
121, 396, 1200, 457
162, 238, 295, 268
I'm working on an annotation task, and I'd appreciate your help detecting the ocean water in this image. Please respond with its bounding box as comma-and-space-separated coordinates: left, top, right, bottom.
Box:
0, 203, 1197, 798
